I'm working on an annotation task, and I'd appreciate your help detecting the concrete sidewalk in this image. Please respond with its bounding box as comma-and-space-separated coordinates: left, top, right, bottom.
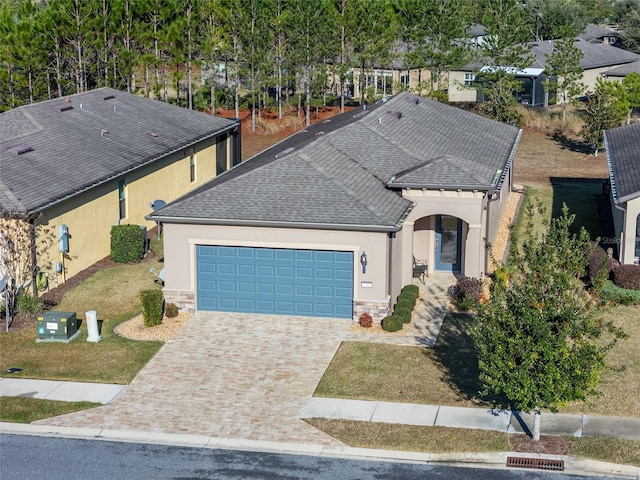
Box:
0, 377, 126, 404
3, 377, 639, 441
301, 397, 640, 441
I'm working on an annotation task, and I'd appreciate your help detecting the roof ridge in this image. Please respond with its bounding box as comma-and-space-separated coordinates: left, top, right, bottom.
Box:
297, 151, 399, 226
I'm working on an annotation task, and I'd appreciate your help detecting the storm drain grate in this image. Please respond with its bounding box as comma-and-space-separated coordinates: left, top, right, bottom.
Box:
506, 457, 564, 471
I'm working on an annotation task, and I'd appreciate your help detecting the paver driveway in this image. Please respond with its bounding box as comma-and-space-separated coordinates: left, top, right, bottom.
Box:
37, 312, 349, 445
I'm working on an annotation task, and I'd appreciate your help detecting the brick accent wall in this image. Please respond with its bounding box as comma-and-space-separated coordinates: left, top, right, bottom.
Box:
163, 289, 195, 313
353, 296, 391, 322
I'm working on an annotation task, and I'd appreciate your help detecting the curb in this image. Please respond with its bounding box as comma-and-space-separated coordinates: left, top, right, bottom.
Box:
2, 422, 638, 479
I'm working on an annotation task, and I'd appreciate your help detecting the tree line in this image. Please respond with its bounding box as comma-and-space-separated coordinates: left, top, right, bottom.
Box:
1, 0, 639, 124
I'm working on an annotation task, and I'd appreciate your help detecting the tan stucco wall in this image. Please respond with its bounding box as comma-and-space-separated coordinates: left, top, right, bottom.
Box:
403, 189, 488, 278
35, 135, 230, 282
615, 196, 640, 265
448, 71, 479, 102
161, 223, 393, 312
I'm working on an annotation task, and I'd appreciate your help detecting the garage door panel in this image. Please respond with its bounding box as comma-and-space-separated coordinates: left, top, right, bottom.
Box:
197, 245, 353, 318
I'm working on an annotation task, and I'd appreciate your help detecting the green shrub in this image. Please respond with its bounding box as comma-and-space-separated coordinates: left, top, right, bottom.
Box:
394, 307, 412, 323
394, 297, 414, 311
140, 289, 164, 327
381, 315, 403, 332
401, 284, 419, 298
398, 290, 418, 305
16, 292, 43, 315
599, 280, 640, 305
110, 224, 145, 263
613, 265, 640, 291
165, 303, 179, 318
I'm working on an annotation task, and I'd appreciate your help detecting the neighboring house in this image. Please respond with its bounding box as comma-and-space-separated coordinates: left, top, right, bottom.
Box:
606, 122, 640, 265
449, 38, 640, 106
579, 23, 619, 45
149, 92, 521, 321
602, 59, 640, 82
0, 87, 241, 286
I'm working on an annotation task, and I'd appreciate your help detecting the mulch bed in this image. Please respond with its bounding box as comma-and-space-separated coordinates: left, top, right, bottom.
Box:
509, 434, 573, 455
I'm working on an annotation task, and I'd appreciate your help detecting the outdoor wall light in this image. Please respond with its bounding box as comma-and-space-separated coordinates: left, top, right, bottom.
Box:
360, 251, 367, 274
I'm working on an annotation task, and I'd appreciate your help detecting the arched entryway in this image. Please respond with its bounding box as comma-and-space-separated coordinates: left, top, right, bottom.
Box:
413, 214, 466, 275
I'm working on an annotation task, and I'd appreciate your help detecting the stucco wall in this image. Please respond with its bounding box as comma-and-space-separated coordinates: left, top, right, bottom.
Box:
35, 135, 230, 282
448, 71, 479, 102
619, 197, 640, 264
403, 189, 487, 277
161, 223, 392, 318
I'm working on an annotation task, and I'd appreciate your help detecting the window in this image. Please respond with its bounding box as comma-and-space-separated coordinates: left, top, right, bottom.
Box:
118, 180, 126, 220
400, 73, 410, 87
464, 73, 475, 86
189, 151, 196, 182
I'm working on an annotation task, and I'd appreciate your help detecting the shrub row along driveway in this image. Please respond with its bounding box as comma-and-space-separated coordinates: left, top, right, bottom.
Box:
36, 312, 347, 446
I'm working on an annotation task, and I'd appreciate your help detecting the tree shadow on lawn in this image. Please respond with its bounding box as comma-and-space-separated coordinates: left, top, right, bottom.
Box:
551, 131, 592, 155
427, 312, 512, 409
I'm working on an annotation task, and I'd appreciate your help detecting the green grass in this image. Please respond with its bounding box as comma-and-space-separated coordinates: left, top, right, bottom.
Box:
513, 181, 603, 244
305, 419, 640, 467
0, 238, 166, 384
570, 437, 640, 467
305, 419, 510, 453
315, 313, 483, 407
0, 397, 100, 423
316, 306, 640, 417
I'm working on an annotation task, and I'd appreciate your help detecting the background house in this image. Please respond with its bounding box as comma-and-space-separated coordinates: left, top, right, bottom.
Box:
0, 87, 240, 286
606, 122, 640, 265
449, 38, 640, 106
150, 92, 520, 321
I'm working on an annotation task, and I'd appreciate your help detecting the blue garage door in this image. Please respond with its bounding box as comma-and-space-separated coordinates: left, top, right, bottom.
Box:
196, 246, 354, 318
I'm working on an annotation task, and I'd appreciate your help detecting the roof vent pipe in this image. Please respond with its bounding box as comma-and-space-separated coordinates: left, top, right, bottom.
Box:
113, 105, 117, 112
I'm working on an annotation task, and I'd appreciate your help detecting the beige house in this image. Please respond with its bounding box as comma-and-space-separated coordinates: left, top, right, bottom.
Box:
606, 122, 640, 265
150, 92, 521, 321
0, 87, 240, 287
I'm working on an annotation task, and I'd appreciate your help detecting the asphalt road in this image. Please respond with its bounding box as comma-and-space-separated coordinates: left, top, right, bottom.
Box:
0, 434, 629, 480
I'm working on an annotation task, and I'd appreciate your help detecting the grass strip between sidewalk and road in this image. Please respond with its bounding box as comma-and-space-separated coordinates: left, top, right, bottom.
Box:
0, 397, 100, 423
305, 419, 640, 467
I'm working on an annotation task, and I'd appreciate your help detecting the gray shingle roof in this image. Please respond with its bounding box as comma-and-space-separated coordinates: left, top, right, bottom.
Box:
604, 59, 640, 77
528, 38, 640, 70
0, 87, 238, 214
606, 122, 640, 203
151, 92, 520, 232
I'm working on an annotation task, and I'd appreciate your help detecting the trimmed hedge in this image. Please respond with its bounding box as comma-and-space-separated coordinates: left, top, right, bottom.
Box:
613, 264, 640, 291
402, 284, 419, 297
394, 307, 412, 324
111, 224, 145, 263
394, 297, 414, 311
381, 315, 403, 332
588, 243, 614, 290
599, 280, 640, 305
140, 289, 164, 327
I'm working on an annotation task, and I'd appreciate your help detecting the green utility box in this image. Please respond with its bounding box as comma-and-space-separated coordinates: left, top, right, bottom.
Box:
37, 311, 78, 340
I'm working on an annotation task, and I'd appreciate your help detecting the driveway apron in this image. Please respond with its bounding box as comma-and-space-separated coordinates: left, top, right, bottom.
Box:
36, 312, 349, 446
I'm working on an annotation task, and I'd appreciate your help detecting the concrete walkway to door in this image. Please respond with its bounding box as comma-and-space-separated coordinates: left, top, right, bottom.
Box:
33, 312, 349, 446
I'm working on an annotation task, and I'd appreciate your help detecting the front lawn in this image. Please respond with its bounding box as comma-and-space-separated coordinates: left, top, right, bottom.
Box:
0, 239, 166, 384
315, 306, 640, 417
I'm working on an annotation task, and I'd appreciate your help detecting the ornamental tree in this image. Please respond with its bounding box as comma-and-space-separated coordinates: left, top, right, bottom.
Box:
471, 202, 626, 441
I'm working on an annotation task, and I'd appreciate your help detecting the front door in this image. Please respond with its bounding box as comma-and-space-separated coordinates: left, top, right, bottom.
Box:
435, 215, 462, 272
